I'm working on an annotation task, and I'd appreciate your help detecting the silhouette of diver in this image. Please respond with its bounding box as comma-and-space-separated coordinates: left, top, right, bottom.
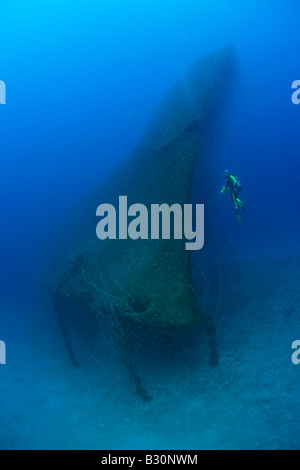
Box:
221, 170, 245, 224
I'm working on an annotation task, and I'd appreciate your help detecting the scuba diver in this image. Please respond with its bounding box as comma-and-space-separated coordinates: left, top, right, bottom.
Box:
221, 170, 245, 224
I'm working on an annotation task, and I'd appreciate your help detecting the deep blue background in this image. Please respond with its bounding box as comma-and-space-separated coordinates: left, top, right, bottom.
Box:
1, 0, 300, 451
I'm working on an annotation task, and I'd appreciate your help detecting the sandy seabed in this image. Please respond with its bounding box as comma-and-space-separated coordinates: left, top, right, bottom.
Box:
1, 253, 300, 450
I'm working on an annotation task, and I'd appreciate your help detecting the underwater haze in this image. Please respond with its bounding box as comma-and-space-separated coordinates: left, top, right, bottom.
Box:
1, 0, 300, 450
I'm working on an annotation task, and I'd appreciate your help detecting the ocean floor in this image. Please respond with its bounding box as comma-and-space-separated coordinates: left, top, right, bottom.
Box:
1, 253, 300, 450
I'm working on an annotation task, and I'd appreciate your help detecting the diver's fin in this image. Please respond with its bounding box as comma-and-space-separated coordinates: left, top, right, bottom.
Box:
236, 198, 245, 210
236, 214, 243, 225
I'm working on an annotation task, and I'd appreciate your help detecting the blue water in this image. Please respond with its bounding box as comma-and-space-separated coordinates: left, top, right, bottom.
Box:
1, 0, 300, 450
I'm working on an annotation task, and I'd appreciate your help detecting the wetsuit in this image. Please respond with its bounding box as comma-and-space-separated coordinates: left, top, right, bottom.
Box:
221, 173, 244, 223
